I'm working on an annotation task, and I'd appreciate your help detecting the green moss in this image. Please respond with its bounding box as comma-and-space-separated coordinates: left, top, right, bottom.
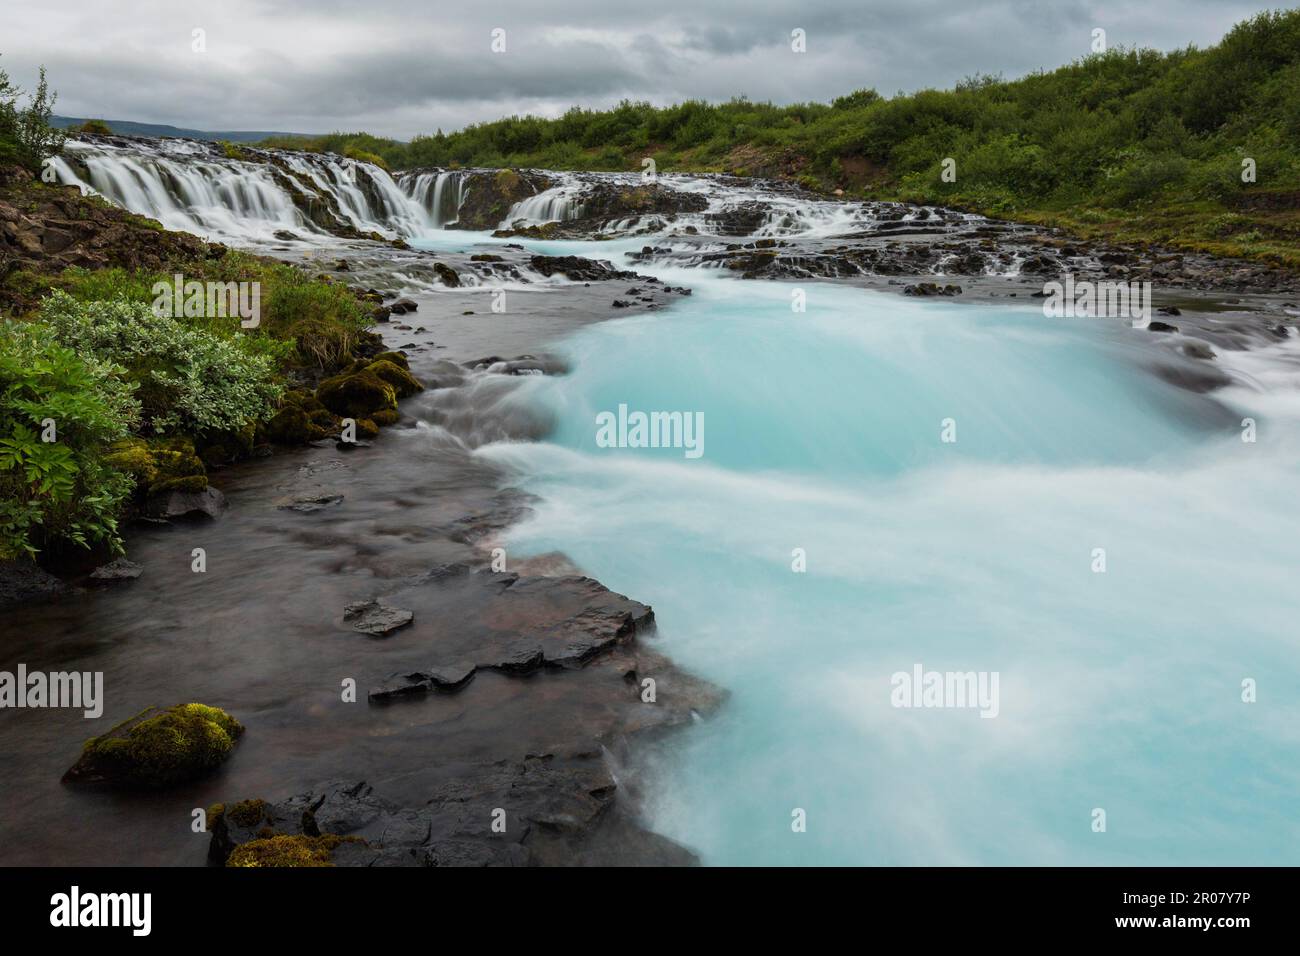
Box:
368, 409, 400, 427
217, 140, 250, 162
370, 351, 409, 370
104, 436, 208, 495
226, 833, 362, 868
78, 703, 244, 788
315, 368, 397, 418
363, 359, 423, 398
227, 798, 268, 827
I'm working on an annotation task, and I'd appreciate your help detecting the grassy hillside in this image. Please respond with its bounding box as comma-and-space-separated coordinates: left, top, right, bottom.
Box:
261, 10, 1300, 266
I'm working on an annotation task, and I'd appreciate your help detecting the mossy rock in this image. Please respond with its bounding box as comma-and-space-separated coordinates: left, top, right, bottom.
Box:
196, 424, 256, 467
262, 404, 315, 445
226, 833, 362, 868
64, 703, 244, 789
371, 350, 410, 370
363, 359, 423, 398
369, 409, 401, 427
104, 436, 208, 495
354, 418, 380, 440
315, 368, 398, 418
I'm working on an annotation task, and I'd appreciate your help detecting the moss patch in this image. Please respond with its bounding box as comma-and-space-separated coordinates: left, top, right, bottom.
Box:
68, 703, 244, 788
226, 833, 361, 868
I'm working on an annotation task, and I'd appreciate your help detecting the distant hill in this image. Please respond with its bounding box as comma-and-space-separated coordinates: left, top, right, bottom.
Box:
50, 116, 316, 143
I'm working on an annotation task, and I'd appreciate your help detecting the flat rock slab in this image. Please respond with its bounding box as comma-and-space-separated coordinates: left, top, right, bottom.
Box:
277, 494, 344, 513
88, 558, 143, 582
369, 661, 477, 702
343, 600, 414, 636
209, 761, 698, 867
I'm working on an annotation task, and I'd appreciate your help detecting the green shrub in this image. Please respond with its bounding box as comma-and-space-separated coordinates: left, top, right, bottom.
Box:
0, 58, 65, 173
0, 320, 137, 558
40, 290, 282, 436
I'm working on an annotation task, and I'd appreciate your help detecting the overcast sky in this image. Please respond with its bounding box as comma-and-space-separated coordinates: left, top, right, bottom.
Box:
3, 1, 1280, 138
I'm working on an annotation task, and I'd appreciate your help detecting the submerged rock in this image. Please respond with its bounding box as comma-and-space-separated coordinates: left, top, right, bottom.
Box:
144, 485, 227, 520
88, 557, 143, 582
277, 494, 344, 513
64, 703, 244, 789
902, 282, 963, 296
0, 560, 69, 610
343, 600, 414, 636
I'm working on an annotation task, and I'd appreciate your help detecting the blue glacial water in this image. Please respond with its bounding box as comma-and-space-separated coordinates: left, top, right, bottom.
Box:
476, 256, 1300, 866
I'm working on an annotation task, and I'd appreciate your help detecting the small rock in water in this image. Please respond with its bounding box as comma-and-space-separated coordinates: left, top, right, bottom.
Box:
1157, 306, 1182, 316
89, 557, 143, 582
277, 494, 344, 513
145, 486, 227, 520
343, 600, 414, 636
390, 297, 418, 315
428, 661, 476, 688
1148, 321, 1179, 333
902, 282, 963, 297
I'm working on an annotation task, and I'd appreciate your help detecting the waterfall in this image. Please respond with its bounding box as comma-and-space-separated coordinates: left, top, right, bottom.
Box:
398, 170, 467, 227
53, 137, 436, 242
501, 175, 585, 227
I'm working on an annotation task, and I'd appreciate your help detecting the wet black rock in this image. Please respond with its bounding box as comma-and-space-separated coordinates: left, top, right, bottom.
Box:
528, 255, 638, 282
209, 759, 699, 867
903, 282, 963, 296
0, 560, 68, 610
343, 600, 414, 636
88, 558, 143, 582
1148, 321, 1179, 333
144, 486, 227, 520
389, 297, 418, 315
277, 494, 344, 513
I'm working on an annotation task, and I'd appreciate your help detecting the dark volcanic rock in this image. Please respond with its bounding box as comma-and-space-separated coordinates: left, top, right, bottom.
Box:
903, 282, 963, 297
144, 486, 227, 520
0, 560, 68, 610
343, 600, 414, 636
277, 494, 344, 513
88, 558, 143, 582
210, 758, 699, 867
528, 255, 638, 282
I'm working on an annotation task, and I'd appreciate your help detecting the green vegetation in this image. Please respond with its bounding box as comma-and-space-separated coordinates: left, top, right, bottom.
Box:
75, 703, 244, 788
0, 57, 64, 172
40, 290, 283, 435
70, 119, 112, 135
1, 63, 393, 563
264, 10, 1300, 265
0, 321, 136, 559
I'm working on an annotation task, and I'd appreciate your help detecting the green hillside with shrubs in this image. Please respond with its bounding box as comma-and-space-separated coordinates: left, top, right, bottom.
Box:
262, 9, 1300, 266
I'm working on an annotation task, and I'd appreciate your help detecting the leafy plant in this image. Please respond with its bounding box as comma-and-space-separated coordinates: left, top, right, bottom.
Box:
0, 320, 137, 558
0, 57, 65, 173
39, 290, 283, 436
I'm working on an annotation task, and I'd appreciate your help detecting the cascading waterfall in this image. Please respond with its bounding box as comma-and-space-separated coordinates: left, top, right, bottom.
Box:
501, 175, 586, 227
400, 170, 468, 227
54, 137, 436, 242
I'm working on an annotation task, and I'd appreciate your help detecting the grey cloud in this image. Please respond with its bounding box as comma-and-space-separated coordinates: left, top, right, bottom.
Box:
3, 0, 1273, 138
